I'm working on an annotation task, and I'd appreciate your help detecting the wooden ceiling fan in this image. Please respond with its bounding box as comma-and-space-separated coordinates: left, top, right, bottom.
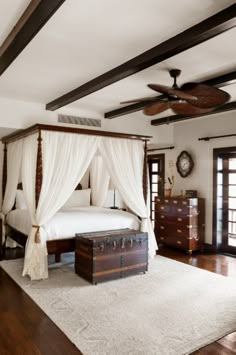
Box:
120, 69, 230, 116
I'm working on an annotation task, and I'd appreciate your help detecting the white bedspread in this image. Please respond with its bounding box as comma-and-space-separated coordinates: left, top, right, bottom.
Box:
7, 206, 140, 241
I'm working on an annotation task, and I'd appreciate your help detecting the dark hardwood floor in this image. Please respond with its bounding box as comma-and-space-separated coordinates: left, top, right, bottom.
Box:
0, 248, 81, 355
0, 246, 236, 354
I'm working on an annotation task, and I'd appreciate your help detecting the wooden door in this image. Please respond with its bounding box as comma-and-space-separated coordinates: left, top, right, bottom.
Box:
215, 150, 236, 255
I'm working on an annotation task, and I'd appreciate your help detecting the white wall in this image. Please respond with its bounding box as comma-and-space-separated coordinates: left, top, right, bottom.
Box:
0, 96, 172, 203
0, 96, 174, 140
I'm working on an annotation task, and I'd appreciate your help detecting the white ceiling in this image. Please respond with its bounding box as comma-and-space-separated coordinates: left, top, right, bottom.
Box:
0, 0, 235, 119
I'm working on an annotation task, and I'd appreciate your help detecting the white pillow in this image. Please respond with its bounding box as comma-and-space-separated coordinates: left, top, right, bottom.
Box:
63, 189, 91, 208
15, 190, 27, 209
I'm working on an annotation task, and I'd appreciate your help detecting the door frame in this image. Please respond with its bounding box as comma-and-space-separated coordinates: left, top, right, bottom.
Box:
213, 146, 236, 253
147, 154, 165, 223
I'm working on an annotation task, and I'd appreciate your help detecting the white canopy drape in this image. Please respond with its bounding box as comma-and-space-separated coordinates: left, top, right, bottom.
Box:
22, 132, 100, 280
2, 140, 23, 215
99, 138, 157, 257
90, 155, 110, 207
1, 140, 23, 246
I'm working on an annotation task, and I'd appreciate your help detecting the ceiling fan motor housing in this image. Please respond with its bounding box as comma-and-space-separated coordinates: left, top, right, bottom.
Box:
169, 69, 181, 88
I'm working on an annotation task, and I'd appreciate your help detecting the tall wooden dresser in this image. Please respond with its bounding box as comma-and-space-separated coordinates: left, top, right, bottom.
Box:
155, 197, 205, 254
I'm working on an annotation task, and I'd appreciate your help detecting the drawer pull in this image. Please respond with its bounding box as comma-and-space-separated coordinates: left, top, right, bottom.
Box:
121, 238, 125, 249
187, 214, 193, 217
160, 206, 165, 210
160, 237, 165, 240
177, 229, 182, 233
157, 198, 161, 202
99, 243, 105, 252
177, 208, 182, 212
173, 200, 177, 204
160, 226, 165, 230
177, 240, 182, 245
187, 225, 192, 229
182, 201, 187, 205
177, 218, 182, 222
165, 199, 169, 203
160, 215, 165, 219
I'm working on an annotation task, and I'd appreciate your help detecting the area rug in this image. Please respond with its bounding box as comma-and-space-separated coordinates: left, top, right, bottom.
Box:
1, 255, 236, 355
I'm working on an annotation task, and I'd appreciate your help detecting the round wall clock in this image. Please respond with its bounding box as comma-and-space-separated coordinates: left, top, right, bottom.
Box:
176, 151, 194, 178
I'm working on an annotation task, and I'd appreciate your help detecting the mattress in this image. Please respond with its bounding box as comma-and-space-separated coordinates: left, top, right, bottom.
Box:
6, 206, 140, 241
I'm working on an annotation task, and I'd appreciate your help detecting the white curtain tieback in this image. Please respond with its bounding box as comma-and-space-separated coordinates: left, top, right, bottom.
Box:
32, 225, 41, 244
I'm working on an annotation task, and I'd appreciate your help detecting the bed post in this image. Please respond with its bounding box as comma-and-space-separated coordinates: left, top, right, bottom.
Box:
0, 143, 7, 259
143, 140, 148, 204
35, 130, 42, 243
2, 143, 7, 201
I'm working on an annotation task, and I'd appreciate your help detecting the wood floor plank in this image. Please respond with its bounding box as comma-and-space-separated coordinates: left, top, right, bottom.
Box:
0, 268, 81, 355
0, 312, 41, 355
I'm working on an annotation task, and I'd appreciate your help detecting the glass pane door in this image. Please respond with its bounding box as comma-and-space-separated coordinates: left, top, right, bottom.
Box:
217, 154, 236, 254
148, 154, 165, 226
227, 162, 236, 248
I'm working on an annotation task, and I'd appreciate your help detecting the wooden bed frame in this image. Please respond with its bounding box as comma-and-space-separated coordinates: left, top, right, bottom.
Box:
0, 124, 150, 261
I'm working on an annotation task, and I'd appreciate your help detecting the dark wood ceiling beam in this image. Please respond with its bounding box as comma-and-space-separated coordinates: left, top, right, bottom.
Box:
104, 70, 236, 118
203, 70, 236, 87
0, 0, 66, 76
151, 101, 236, 126
46, 4, 236, 111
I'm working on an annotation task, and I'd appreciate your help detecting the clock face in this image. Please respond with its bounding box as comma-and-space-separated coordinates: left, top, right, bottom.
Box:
176, 151, 194, 178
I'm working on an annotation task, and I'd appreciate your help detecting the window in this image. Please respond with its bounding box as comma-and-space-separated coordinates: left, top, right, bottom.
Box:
148, 154, 165, 225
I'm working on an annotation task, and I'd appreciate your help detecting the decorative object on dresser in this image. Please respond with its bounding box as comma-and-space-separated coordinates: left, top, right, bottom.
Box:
75, 229, 148, 284
185, 189, 198, 198
176, 150, 194, 177
155, 197, 205, 254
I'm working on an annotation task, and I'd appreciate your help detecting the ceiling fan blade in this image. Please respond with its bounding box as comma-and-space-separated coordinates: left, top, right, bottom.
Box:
172, 102, 215, 115
180, 83, 230, 108
120, 96, 159, 104
143, 102, 171, 116
147, 84, 197, 101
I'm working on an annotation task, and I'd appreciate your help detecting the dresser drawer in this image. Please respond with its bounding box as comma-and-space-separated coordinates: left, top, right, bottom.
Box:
155, 204, 199, 218
155, 223, 199, 239
155, 214, 198, 226
156, 235, 189, 249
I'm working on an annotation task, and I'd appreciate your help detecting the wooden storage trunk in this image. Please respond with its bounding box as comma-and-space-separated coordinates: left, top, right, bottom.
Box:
75, 229, 148, 284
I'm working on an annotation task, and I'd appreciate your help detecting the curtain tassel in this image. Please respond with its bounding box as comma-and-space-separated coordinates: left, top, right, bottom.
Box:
32, 225, 41, 243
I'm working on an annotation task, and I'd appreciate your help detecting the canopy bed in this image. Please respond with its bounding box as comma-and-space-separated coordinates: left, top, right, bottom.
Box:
0, 124, 157, 280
